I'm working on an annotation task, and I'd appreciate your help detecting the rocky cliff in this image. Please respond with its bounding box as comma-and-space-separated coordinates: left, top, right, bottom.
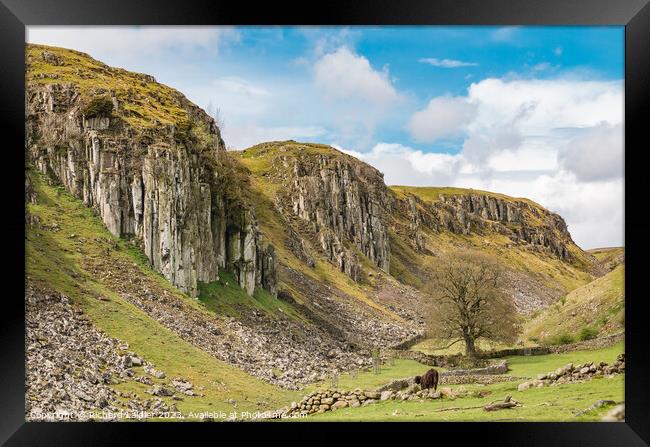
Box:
26, 44, 276, 297
243, 142, 391, 281
392, 187, 580, 262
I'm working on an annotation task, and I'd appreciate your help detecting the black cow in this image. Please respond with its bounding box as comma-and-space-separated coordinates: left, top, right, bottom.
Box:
414, 368, 439, 391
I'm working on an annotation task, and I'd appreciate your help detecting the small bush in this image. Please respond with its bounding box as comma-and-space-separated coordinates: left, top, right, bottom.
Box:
83, 96, 113, 118
545, 333, 575, 346
578, 326, 598, 341
174, 119, 192, 143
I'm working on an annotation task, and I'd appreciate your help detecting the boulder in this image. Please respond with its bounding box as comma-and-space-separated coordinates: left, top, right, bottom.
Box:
363, 391, 380, 400
601, 404, 625, 422
331, 400, 348, 410
148, 385, 174, 397
518, 382, 531, 391
440, 387, 457, 399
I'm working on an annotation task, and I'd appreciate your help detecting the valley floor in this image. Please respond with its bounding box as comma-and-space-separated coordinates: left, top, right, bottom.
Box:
294, 341, 625, 422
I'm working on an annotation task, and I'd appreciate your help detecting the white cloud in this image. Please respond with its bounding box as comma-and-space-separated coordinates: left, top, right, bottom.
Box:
402, 77, 623, 170
491, 26, 520, 43
558, 122, 624, 182
487, 145, 558, 172
313, 46, 400, 105
357, 76, 623, 249
340, 143, 464, 186
346, 142, 623, 249
407, 96, 477, 143
467, 78, 622, 134
531, 62, 559, 72
212, 77, 270, 97
419, 58, 478, 68
27, 26, 239, 63
224, 124, 326, 150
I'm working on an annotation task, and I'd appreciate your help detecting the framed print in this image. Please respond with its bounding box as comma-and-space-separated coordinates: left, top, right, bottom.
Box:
1, 0, 649, 444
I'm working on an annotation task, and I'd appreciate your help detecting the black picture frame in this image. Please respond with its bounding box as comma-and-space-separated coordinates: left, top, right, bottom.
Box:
2, 0, 648, 444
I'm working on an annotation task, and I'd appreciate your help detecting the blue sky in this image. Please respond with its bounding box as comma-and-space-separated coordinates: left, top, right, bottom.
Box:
27, 26, 624, 249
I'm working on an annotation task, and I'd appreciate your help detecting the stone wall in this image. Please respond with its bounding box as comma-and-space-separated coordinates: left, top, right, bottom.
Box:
547, 332, 624, 354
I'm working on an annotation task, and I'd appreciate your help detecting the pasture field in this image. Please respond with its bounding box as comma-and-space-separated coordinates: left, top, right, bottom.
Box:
299, 342, 624, 422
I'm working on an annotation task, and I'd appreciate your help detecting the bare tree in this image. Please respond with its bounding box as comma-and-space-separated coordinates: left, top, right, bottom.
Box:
206, 101, 225, 130
426, 251, 519, 359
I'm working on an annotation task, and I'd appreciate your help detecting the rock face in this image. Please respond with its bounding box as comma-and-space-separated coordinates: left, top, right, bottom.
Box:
271, 144, 390, 280
26, 45, 275, 297
399, 191, 578, 261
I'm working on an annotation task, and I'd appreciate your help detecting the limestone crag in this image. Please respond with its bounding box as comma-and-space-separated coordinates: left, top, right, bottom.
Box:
400, 192, 577, 261
436, 194, 574, 259
273, 146, 390, 280
26, 51, 275, 297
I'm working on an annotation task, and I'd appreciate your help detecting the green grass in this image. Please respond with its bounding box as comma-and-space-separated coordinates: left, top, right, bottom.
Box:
411, 338, 519, 356
239, 141, 346, 162
27, 44, 189, 129
578, 326, 599, 341
525, 265, 624, 340
197, 269, 305, 321
305, 375, 623, 421
544, 333, 576, 346
588, 247, 624, 264
26, 171, 301, 417
303, 343, 624, 421
504, 341, 624, 378
389, 185, 542, 208
304, 359, 446, 393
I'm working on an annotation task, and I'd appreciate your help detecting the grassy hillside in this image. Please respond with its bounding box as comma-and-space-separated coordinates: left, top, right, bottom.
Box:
198, 269, 305, 321
233, 142, 406, 321
524, 265, 624, 344
26, 169, 301, 416
388, 185, 595, 295
588, 247, 624, 271
390, 185, 543, 208
27, 44, 192, 129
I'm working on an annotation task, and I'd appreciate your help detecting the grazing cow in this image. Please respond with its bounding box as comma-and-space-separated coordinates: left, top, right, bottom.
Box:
414, 368, 439, 391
